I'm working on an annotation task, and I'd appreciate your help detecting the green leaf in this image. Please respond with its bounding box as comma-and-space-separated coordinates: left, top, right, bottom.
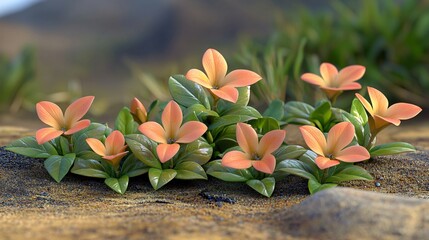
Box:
308, 179, 337, 194
246, 177, 276, 197
274, 145, 307, 162
222, 106, 262, 119
44, 153, 76, 183
72, 123, 110, 153
205, 160, 252, 182
248, 117, 280, 135
71, 158, 111, 178
126, 134, 161, 169
76, 150, 101, 160
174, 161, 207, 180
148, 168, 177, 190
169, 75, 210, 109
283, 101, 314, 125
309, 101, 332, 130
276, 159, 318, 182
263, 99, 285, 120
326, 164, 373, 183
115, 107, 138, 135
6, 136, 57, 158
105, 175, 129, 194
217, 87, 250, 114
370, 142, 416, 156
211, 125, 237, 154
183, 103, 219, 122
350, 98, 368, 124
174, 138, 213, 165
120, 154, 149, 177
55, 136, 70, 155
209, 114, 258, 130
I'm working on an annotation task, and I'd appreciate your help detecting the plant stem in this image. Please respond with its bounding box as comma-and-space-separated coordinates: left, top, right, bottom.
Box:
321, 168, 329, 183
65, 135, 74, 153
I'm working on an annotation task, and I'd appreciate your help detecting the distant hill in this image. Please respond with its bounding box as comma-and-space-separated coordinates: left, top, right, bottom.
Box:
0, 0, 329, 104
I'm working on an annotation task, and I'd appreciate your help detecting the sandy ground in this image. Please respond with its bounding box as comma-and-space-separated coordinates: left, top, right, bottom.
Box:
0, 118, 428, 239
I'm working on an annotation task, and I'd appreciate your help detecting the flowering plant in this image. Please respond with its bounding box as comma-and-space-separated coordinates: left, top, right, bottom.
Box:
6, 49, 422, 196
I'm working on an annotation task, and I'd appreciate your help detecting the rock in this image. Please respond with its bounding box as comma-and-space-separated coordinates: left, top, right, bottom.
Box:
272, 187, 429, 239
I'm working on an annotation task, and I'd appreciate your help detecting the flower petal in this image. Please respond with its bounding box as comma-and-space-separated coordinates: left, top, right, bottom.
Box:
176, 121, 207, 143
337, 65, 365, 85
36, 127, 63, 145
337, 82, 361, 90
257, 130, 286, 156
320, 63, 338, 85
210, 85, 239, 103
185, 69, 213, 89
386, 103, 422, 120
103, 151, 128, 167
320, 87, 342, 100
221, 151, 252, 169
64, 119, 90, 135
162, 100, 183, 140
36, 101, 64, 129
355, 93, 374, 116
252, 154, 276, 174
299, 125, 327, 157
105, 130, 126, 155
368, 87, 389, 115
86, 138, 107, 156
326, 122, 355, 155
156, 143, 180, 163
131, 98, 147, 122
64, 96, 94, 129
375, 115, 400, 126
222, 69, 261, 88
236, 123, 258, 155
202, 48, 227, 86
315, 156, 340, 170
336, 145, 370, 163
301, 73, 326, 87
139, 122, 167, 143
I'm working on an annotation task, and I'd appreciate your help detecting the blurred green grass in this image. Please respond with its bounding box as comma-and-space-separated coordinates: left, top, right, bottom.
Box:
236, 0, 429, 108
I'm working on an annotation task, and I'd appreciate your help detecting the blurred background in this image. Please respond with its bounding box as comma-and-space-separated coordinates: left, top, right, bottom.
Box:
0, 0, 427, 121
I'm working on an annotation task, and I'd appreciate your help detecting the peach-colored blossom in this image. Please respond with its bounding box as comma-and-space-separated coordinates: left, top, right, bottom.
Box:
86, 130, 128, 169
130, 97, 147, 124
185, 48, 261, 103
300, 122, 370, 170
35, 96, 94, 144
355, 87, 422, 136
301, 63, 365, 101
221, 123, 286, 174
139, 100, 207, 163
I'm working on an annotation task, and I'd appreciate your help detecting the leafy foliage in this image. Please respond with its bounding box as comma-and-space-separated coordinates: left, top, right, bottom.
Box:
0, 47, 38, 112
5, 47, 420, 197
238, 0, 429, 107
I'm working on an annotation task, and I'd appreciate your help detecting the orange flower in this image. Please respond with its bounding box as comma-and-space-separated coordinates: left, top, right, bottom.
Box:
355, 87, 422, 136
301, 63, 365, 101
185, 48, 261, 103
130, 97, 147, 124
86, 130, 129, 169
300, 122, 370, 170
35, 96, 94, 144
139, 100, 207, 163
221, 123, 286, 174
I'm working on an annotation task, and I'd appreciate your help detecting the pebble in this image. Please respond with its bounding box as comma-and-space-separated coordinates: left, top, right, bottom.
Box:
199, 189, 236, 205
375, 182, 381, 187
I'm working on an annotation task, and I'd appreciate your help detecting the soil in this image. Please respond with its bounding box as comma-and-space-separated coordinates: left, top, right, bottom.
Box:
0, 118, 428, 240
